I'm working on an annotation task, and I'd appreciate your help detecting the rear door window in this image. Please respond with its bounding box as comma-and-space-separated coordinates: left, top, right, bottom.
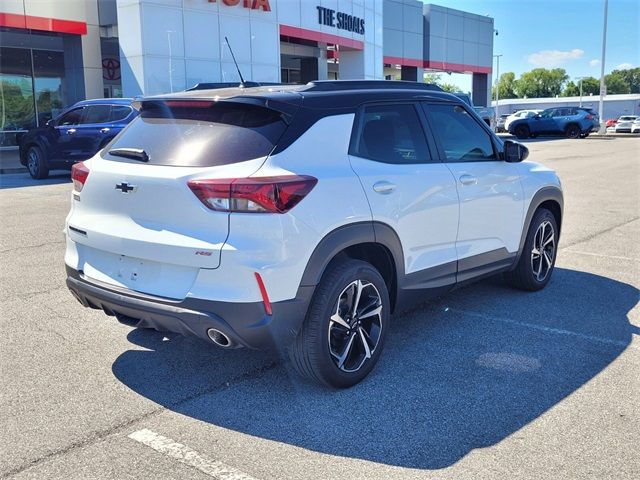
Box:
350, 104, 432, 164
104, 101, 288, 167
422, 103, 496, 162
82, 105, 112, 124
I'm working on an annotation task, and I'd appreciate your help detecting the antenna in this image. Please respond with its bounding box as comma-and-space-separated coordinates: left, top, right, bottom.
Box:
224, 36, 246, 87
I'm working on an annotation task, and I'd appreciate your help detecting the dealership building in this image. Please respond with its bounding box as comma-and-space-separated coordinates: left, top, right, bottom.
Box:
0, 0, 494, 147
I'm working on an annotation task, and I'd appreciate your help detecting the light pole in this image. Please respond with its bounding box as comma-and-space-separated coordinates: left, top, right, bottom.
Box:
493, 54, 503, 131
576, 76, 586, 107
598, 0, 608, 133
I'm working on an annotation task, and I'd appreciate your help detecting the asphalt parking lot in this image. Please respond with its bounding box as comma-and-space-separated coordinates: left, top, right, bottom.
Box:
1, 136, 638, 480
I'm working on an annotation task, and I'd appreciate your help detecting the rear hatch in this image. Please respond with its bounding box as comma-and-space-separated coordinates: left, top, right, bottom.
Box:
67, 96, 297, 298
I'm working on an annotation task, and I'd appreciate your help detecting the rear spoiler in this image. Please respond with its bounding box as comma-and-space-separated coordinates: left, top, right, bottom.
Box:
131, 95, 302, 125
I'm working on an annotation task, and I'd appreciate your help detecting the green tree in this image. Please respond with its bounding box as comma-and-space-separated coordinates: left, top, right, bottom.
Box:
613, 67, 640, 93
604, 73, 630, 94
423, 73, 462, 93
563, 76, 600, 96
492, 72, 517, 99
514, 68, 569, 98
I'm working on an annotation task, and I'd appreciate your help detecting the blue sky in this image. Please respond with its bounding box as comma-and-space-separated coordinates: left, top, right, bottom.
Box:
424, 0, 640, 92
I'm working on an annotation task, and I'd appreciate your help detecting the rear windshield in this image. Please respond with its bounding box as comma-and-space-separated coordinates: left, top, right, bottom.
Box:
103, 101, 288, 167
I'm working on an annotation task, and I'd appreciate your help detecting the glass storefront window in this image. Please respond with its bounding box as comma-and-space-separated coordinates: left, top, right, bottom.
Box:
33, 50, 65, 125
1, 47, 35, 146
0, 47, 66, 146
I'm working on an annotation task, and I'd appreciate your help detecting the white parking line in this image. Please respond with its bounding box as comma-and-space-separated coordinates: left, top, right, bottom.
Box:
128, 429, 260, 480
452, 308, 637, 349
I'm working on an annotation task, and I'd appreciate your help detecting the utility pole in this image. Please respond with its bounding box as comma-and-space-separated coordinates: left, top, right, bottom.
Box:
493, 54, 503, 132
598, 0, 608, 133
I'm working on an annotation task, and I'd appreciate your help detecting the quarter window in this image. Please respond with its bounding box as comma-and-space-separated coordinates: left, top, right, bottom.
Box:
350, 104, 431, 164
110, 106, 132, 122
424, 103, 496, 162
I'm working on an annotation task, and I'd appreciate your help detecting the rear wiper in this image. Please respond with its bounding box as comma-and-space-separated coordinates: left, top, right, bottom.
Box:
108, 148, 149, 163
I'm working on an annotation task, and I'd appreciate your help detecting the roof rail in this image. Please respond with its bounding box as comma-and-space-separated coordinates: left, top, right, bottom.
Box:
305, 80, 443, 92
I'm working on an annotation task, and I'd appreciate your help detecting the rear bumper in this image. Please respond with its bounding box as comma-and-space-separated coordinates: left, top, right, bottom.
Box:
66, 266, 313, 351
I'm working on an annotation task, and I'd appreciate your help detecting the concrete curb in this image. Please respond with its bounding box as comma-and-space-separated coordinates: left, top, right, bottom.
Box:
0, 167, 28, 175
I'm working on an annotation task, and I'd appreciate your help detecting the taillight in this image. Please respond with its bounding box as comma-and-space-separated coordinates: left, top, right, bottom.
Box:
188, 175, 317, 213
71, 162, 90, 192
586, 114, 594, 120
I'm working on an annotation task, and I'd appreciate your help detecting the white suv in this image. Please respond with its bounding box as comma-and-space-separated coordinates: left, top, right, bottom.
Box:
65, 81, 563, 388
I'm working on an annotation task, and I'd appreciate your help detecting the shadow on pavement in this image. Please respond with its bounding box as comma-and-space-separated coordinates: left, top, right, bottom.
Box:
0, 172, 70, 190
112, 268, 638, 469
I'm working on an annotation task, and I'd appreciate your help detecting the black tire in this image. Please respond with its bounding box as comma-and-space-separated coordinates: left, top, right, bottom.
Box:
505, 208, 558, 291
580, 133, 589, 138
26, 145, 49, 179
514, 125, 530, 139
288, 258, 390, 388
565, 124, 580, 139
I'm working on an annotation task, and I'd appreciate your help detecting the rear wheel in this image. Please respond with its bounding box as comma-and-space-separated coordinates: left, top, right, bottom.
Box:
565, 124, 580, 139
26, 145, 49, 179
514, 125, 530, 139
289, 259, 390, 388
505, 208, 558, 291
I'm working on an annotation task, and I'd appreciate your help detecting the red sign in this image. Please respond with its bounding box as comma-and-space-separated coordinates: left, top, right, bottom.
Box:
208, 0, 271, 12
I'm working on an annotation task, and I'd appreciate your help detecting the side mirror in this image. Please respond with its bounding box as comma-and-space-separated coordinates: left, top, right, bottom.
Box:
503, 140, 529, 163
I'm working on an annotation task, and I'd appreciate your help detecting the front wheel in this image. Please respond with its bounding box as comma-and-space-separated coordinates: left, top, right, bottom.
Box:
289, 259, 390, 388
26, 145, 49, 179
505, 208, 558, 291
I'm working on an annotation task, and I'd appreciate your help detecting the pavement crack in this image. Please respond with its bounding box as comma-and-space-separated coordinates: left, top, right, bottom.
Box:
0, 241, 65, 254
560, 217, 639, 250
0, 361, 280, 479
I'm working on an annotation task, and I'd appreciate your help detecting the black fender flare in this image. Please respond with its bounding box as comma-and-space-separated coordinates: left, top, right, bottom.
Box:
299, 221, 405, 288
513, 186, 564, 267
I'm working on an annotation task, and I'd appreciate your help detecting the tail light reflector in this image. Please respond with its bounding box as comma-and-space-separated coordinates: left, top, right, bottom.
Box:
71, 162, 90, 192
586, 114, 594, 120
187, 175, 317, 213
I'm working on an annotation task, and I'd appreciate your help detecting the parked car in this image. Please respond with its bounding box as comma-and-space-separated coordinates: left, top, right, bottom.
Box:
614, 115, 639, 133
496, 114, 510, 132
631, 118, 640, 133
65, 80, 563, 388
509, 106, 596, 139
504, 109, 542, 132
452, 92, 495, 129
19, 98, 138, 179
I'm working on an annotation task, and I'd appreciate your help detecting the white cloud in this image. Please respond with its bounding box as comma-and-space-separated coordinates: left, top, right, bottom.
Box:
615, 63, 634, 70
527, 49, 584, 67
589, 59, 600, 67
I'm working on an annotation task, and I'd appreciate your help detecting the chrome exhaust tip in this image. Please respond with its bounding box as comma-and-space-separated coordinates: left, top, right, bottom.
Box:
207, 328, 234, 348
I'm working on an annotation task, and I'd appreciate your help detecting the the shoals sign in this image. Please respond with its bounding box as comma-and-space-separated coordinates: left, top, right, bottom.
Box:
317, 5, 364, 35
208, 0, 271, 11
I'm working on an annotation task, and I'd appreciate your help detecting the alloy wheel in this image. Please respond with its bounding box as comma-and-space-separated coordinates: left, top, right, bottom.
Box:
27, 149, 39, 176
531, 220, 555, 282
327, 280, 383, 373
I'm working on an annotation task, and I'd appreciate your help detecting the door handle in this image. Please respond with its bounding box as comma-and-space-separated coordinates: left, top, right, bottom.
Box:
372, 181, 396, 194
67, 128, 76, 135
100, 127, 110, 134
459, 174, 478, 185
